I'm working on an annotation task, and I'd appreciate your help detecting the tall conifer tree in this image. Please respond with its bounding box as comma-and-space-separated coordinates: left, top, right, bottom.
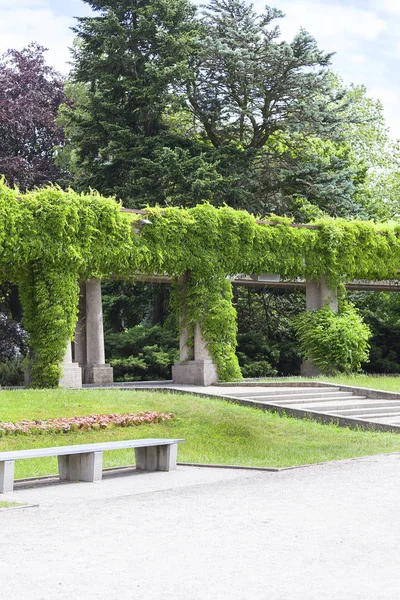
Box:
63, 0, 198, 203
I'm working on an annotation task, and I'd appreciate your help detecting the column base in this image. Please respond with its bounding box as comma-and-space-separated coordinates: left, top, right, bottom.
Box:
60, 364, 82, 389
172, 360, 218, 386
300, 361, 321, 377
83, 364, 114, 385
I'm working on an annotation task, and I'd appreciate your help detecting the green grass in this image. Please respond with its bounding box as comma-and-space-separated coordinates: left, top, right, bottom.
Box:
255, 374, 400, 393
1, 388, 400, 478
0, 500, 24, 508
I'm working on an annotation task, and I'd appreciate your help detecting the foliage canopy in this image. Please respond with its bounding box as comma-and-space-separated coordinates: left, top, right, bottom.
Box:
1, 179, 400, 387
294, 294, 372, 374
0, 44, 66, 190
60, 0, 382, 218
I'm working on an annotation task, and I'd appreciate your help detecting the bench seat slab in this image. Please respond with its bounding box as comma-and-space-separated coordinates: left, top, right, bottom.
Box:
135, 443, 177, 472
58, 451, 103, 482
0, 460, 15, 493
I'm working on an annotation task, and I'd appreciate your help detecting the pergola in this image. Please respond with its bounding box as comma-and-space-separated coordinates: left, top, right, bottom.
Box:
3, 183, 399, 389
62, 273, 400, 389
57, 209, 400, 388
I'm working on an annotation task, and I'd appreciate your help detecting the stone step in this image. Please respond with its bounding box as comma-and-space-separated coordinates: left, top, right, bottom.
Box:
238, 392, 355, 403
326, 403, 400, 414
282, 403, 397, 415
281, 398, 381, 410
221, 385, 400, 432
229, 387, 338, 398
368, 416, 400, 425
357, 412, 400, 419
264, 393, 364, 405
327, 406, 400, 418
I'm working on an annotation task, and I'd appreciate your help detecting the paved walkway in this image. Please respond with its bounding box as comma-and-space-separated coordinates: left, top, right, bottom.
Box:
2, 456, 400, 599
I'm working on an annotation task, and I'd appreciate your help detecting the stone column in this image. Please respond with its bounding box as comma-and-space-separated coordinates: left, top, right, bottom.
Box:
172, 274, 218, 386
75, 278, 113, 385
305, 278, 338, 312
59, 341, 82, 388
300, 276, 338, 376
178, 315, 192, 363
73, 282, 87, 367
172, 320, 218, 386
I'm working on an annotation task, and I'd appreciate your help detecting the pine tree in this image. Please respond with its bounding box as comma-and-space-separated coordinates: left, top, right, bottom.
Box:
186, 0, 344, 149
62, 0, 199, 205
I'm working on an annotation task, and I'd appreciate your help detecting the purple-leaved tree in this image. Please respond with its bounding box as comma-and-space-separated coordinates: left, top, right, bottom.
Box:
0, 43, 66, 190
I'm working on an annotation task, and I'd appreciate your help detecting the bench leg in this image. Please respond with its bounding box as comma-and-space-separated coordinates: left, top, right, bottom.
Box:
135, 444, 178, 472
0, 460, 15, 493
58, 452, 103, 482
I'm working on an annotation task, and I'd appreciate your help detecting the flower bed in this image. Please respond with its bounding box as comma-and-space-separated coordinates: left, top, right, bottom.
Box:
0, 411, 174, 436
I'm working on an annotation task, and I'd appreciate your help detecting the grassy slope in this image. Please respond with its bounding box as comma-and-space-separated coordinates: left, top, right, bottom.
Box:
1, 388, 400, 478
262, 374, 400, 393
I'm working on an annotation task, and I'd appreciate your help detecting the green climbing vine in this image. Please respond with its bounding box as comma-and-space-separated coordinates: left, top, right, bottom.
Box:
1, 179, 400, 387
172, 274, 242, 381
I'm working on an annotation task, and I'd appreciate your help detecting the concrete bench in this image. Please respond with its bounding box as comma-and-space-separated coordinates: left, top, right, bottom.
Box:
0, 438, 184, 493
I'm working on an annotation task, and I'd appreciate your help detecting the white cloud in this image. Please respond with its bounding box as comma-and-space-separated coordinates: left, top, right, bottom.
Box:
0, 1, 78, 75
349, 54, 367, 64
260, 1, 387, 47
251, 1, 400, 137
370, 0, 400, 15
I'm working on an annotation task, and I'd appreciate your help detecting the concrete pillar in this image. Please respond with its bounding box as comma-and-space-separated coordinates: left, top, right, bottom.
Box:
178, 316, 192, 363
172, 320, 218, 386
77, 278, 113, 385
86, 278, 106, 365
59, 341, 82, 389
301, 277, 338, 376
305, 278, 338, 312
74, 282, 87, 366
171, 273, 219, 386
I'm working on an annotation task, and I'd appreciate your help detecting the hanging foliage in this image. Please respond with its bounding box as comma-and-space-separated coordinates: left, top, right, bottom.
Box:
294, 297, 372, 374
1, 180, 400, 386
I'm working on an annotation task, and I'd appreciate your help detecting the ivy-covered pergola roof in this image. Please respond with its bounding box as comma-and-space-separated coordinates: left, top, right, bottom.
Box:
2, 180, 400, 387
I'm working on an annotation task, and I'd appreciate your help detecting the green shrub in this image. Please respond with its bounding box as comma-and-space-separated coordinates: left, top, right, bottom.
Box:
105, 324, 179, 381
0, 358, 25, 386
237, 331, 279, 377
294, 300, 371, 374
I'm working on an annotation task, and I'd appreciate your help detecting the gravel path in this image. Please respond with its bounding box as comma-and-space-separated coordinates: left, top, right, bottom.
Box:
1, 456, 400, 600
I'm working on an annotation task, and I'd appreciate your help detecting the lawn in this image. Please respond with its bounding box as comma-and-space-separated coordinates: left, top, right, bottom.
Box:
260, 374, 400, 393
1, 387, 400, 479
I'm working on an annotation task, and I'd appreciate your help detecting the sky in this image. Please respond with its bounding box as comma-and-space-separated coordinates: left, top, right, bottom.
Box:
0, 0, 399, 137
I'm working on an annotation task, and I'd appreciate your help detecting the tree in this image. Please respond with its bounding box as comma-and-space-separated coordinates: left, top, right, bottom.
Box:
61, 0, 386, 218
186, 1, 345, 150
179, 1, 378, 217
350, 291, 400, 374
61, 0, 397, 377
329, 76, 400, 220
0, 43, 66, 190
60, 0, 199, 204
